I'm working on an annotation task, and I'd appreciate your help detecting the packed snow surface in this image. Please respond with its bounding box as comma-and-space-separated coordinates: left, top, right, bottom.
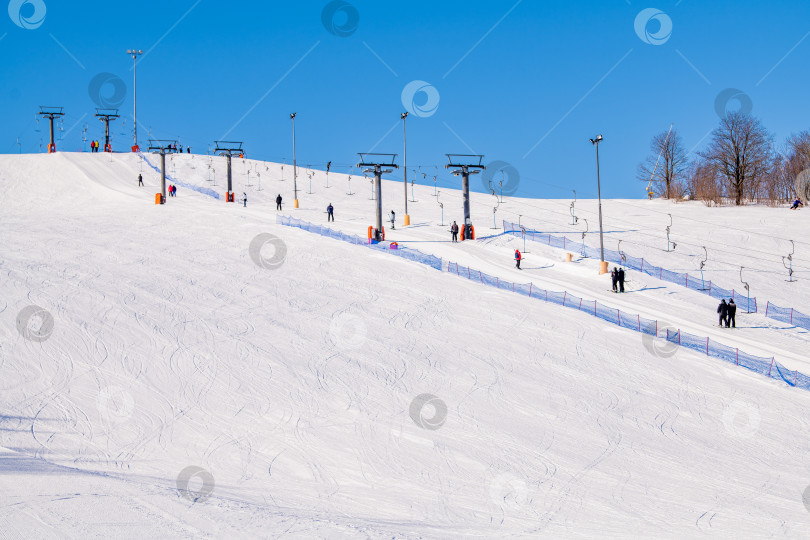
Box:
2, 152, 810, 537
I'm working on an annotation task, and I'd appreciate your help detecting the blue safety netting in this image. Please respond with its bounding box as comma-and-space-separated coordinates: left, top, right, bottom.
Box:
503, 220, 759, 311
142, 154, 221, 200
277, 215, 443, 271
765, 302, 810, 332
447, 260, 808, 392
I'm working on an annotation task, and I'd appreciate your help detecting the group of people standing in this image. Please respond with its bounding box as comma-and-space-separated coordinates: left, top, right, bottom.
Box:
89, 140, 106, 152
611, 267, 627, 293
717, 299, 737, 328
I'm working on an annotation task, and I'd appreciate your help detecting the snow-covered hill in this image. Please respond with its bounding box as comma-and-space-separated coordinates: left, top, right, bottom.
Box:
2, 152, 810, 537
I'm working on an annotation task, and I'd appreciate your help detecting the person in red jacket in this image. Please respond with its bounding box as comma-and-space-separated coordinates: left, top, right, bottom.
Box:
515, 249, 522, 269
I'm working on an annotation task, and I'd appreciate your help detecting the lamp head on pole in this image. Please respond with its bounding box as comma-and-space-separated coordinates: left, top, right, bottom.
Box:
401, 112, 408, 120
290, 113, 297, 120
589, 134, 603, 145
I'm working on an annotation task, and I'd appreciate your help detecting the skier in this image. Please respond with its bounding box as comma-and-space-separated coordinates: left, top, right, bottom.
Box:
327, 203, 334, 222
242, 192, 247, 207
515, 249, 522, 269
727, 299, 737, 328
611, 268, 618, 293
390, 210, 396, 230
717, 299, 728, 327
451, 221, 459, 243
276, 194, 283, 211
138, 173, 143, 187
791, 198, 803, 210
173, 185, 177, 196
618, 267, 626, 293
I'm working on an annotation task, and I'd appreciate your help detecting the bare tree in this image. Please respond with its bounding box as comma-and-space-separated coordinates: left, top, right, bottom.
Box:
638, 128, 688, 199
686, 159, 723, 206
786, 131, 810, 202
699, 112, 773, 205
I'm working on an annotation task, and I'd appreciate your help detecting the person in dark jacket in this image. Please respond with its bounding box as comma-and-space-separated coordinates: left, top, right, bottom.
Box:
327, 203, 334, 221
611, 268, 618, 293
451, 221, 459, 242
717, 299, 728, 327
727, 299, 737, 328
791, 199, 803, 210
390, 210, 396, 230
618, 267, 626, 293
242, 192, 247, 207
138, 173, 143, 186
276, 194, 282, 210
515, 249, 522, 269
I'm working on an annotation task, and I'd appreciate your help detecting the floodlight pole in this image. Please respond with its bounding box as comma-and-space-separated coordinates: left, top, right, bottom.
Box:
127, 49, 143, 150
291, 113, 299, 208
590, 135, 607, 274
38, 107, 65, 153
402, 112, 410, 226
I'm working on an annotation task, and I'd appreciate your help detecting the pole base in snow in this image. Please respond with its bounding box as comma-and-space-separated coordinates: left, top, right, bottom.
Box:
403, 215, 410, 226
294, 199, 299, 209
599, 261, 609, 274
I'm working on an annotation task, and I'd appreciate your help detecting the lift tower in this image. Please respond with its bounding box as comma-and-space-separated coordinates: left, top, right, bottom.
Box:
38, 106, 65, 153
357, 153, 398, 242
445, 154, 486, 240
95, 109, 120, 152
148, 139, 179, 204
214, 141, 245, 203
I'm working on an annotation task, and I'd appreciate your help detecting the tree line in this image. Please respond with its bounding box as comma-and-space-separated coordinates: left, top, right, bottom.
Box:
637, 112, 810, 206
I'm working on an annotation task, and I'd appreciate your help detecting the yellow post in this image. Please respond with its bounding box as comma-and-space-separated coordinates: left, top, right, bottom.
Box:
599, 261, 609, 274
403, 215, 410, 226
294, 199, 299, 209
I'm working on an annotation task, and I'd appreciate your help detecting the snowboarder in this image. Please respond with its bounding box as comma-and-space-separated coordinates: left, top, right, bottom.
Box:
611, 268, 618, 293
390, 210, 396, 230
791, 198, 803, 210
717, 299, 728, 327
138, 173, 143, 187
242, 192, 247, 207
451, 221, 459, 243
727, 299, 737, 328
327, 203, 334, 222
515, 249, 522, 269
618, 267, 626, 293
276, 194, 283, 211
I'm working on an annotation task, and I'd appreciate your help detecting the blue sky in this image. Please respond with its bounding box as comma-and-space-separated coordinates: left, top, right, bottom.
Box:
2, 0, 809, 198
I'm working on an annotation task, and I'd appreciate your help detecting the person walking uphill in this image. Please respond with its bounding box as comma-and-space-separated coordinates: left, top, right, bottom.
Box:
138, 173, 143, 187
276, 194, 282, 211
611, 268, 618, 293
618, 267, 626, 293
717, 299, 728, 327
726, 299, 737, 328
515, 249, 522, 269
390, 210, 396, 230
451, 221, 459, 243
327, 203, 334, 222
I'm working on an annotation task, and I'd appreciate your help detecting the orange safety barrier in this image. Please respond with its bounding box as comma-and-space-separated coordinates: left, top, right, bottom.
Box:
367, 226, 385, 241
460, 225, 476, 241
155, 193, 162, 205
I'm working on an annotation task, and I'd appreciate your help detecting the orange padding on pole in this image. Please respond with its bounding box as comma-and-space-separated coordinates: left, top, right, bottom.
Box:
155, 193, 162, 205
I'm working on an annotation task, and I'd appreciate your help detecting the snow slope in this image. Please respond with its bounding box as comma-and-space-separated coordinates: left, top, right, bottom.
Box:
2, 152, 810, 538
